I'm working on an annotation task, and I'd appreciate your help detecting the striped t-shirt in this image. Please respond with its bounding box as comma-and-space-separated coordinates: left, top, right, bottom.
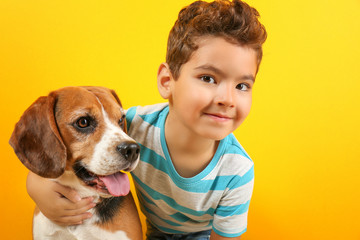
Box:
126, 103, 254, 237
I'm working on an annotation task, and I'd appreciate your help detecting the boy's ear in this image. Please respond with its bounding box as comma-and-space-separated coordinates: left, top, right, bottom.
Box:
157, 63, 173, 99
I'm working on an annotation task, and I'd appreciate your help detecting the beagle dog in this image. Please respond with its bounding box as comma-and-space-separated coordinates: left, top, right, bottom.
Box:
9, 86, 142, 240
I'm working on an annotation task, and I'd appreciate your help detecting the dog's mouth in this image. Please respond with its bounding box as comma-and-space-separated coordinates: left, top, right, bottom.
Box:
73, 162, 130, 197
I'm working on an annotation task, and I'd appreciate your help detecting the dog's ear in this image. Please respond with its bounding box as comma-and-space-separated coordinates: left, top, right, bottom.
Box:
109, 89, 128, 132
110, 89, 122, 107
9, 93, 67, 178
123, 115, 128, 133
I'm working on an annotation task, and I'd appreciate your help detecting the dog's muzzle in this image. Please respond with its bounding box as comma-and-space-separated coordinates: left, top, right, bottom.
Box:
116, 141, 140, 163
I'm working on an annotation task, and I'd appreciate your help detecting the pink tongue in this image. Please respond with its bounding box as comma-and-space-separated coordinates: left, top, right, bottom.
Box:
99, 172, 130, 197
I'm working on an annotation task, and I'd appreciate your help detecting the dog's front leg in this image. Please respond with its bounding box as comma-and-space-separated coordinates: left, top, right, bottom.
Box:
71, 222, 132, 240
33, 212, 76, 240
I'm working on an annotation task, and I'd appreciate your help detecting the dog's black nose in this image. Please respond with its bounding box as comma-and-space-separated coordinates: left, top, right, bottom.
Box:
116, 141, 140, 162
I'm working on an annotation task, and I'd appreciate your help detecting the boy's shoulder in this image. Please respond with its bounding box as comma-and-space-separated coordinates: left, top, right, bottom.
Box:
127, 102, 168, 114
223, 133, 252, 161
126, 103, 168, 125
208, 134, 254, 182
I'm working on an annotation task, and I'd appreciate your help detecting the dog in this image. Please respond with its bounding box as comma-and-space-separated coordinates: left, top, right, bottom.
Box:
9, 86, 143, 240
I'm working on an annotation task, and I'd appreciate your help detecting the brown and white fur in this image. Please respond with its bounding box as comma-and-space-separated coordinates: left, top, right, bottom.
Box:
9, 86, 143, 240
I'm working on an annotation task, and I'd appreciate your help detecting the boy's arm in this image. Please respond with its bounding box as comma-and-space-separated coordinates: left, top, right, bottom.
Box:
26, 172, 95, 226
210, 231, 241, 240
211, 162, 254, 238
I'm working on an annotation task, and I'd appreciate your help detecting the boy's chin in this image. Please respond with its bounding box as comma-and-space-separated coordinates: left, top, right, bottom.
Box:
198, 128, 233, 141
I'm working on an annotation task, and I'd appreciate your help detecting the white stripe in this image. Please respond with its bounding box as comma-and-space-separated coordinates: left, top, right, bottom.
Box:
203, 154, 253, 181
220, 179, 254, 206
213, 212, 248, 235
129, 118, 165, 158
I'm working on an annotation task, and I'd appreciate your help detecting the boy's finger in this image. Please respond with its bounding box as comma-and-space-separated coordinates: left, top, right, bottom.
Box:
53, 212, 92, 226
76, 200, 96, 213
55, 184, 82, 203
61, 196, 95, 211
65, 200, 96, 215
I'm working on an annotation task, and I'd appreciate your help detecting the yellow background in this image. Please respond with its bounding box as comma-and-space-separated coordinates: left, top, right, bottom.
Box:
1, 0, 359, 239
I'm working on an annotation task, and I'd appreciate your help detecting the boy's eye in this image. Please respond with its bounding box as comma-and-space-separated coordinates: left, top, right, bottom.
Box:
236, 83, 250, 91
200, 75, 216, 84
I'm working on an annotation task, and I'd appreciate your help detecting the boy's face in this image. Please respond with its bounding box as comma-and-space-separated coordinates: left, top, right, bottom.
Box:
164, 37, 257, 141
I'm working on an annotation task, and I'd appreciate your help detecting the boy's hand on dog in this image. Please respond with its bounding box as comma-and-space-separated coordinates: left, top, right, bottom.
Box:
26, 172, 96, 226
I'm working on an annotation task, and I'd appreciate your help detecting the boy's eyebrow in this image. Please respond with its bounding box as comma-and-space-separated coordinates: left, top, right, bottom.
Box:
194, 64, 255, 82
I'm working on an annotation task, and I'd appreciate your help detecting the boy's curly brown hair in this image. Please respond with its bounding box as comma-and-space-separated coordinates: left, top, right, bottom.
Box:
166, 0, 267, 79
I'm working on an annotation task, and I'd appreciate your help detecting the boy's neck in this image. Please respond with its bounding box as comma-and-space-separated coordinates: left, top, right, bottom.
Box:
164, 111, 219, 178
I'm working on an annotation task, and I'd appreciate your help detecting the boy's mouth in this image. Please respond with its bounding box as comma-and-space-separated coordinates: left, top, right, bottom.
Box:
205, 112, 232, 122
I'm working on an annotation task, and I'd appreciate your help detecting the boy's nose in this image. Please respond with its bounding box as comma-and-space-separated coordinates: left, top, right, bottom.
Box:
215, 83, 235, 107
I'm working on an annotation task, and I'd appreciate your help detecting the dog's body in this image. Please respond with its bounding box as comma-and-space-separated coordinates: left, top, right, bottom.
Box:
9, 86, 142, 240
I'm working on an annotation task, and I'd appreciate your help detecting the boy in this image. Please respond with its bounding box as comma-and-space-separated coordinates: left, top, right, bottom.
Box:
26, 0, 267, 239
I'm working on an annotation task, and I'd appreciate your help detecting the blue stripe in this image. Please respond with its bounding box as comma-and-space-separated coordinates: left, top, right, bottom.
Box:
139, 198, 182, 227
136, 192, 179, 227
216, 200, 250, 217
212, 227, 247, 238
138, 143, 168, 173
125, 106, 137, 132
227, 165, 254, 189
169, 212, 193, 223
139, 190, 155, 205
139, 110, 164, 128
207, 172, 253, 191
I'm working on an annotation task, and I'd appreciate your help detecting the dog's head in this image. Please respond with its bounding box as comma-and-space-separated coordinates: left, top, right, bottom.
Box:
9, 86, 139, 197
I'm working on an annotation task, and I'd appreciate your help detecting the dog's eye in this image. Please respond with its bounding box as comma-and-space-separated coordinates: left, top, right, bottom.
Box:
73, 116, 96, 133
76, 117, 90, 128
118, 115, 126, 126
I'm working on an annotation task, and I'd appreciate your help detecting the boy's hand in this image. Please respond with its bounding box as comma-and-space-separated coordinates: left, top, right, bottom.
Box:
26, 172, 96, 226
